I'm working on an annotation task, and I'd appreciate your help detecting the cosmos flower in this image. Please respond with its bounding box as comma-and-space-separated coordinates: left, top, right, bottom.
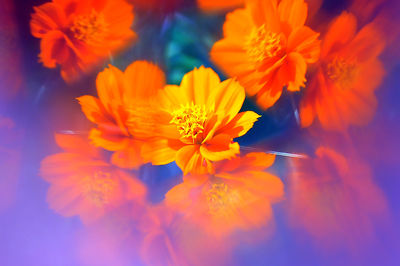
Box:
165, 152, 284, 236
138, 205, 233, 266
141, 66, 261, 175
30, 0, 136, 82
299, 12, 385, 131
197, 0, 244, 12
287, 146, 388, 249
210, 0, 320, 109
77, 61, 165, 169
40, 133, 147, 224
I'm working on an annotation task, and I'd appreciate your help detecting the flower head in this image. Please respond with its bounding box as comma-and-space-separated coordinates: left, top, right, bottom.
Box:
210, 0, 320, 109
30, 0, 136, 82
287, 146, 388, 249
40, 133, 147, 224
141, 66, 261, 175
77, 61, 165, 169
165, 152, 284, 236
299, 12, 385, 131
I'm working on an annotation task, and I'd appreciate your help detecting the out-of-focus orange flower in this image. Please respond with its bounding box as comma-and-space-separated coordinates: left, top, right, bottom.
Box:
30, 0, 136, 82
197, 0, 244, 12
77, 61, 165, 169
141, 66, 260, 175
210, 0, 320, 109
165, 152, 284, 236
138, 205, 189, 266
287, 146, 388, 249
299, 12, 385, 131
40, 133, 147, 224
138, 205, 232, 266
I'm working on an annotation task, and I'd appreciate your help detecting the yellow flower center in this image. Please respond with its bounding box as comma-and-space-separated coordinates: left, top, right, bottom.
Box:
83, 171, 117, 207
206, 183, 241, 216
70, 10, 108, 43
327, 57, 358, 89
170, 103, 207, 143
245, 24, 283, 63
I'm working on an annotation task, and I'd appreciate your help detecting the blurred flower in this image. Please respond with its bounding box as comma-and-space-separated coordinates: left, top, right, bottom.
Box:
141, 66, 260, 175
165, 152, 284, 237
210, 0, 320, 109
40, 133, 147, 224
287, 146, 388, 249
300, 12, 385, 131
138, 204, 232, 266
77, 61, 165, 169
138, 205, 188, 266
197, 0, 244, 13
30, 0, 136, 82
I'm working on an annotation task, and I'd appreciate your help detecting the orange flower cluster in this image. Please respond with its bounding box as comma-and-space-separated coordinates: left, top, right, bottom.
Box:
40, 60, 283, 257
32, 0, 394, 263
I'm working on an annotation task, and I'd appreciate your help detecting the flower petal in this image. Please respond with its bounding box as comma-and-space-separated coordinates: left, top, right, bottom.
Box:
216, 111, 260, 138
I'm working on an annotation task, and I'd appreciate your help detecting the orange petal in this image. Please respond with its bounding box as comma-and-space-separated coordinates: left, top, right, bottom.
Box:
286, 52, 307, 92
123, 61, 165, 100
111, 140, 146, 169
54, 133, 99, 156
278, 0, 308, 32
39, 30, 69, 68
179, 66, 221, 106
247, 0, 280, 31
223, 8, 252, 38
322, 12, 357, 57
30, 3, 66, 37
197, 0, 244, 13
287, 26, 320, 63
76, 95, 111, 125
89, 128, 129, 151
200, 134, 239, 162
215, 111, 260, 138
141, 139, 181, 165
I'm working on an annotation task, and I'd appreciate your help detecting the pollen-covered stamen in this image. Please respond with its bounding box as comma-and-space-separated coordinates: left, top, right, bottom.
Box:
245, 24, 283, 63
170, 103, 207, 143
206, 183, 241, 216
70, 10, 108, 43
327, 57, 358, 89
83, 171, 117, 207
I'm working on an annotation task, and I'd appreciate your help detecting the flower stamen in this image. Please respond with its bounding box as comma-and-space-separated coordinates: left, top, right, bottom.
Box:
327, 57, 358, 89
206, 182, 240, 217
245, 24, 283, 63
70, 10, 108, 43
170, 103, 207, 143
83, 171, 116, 207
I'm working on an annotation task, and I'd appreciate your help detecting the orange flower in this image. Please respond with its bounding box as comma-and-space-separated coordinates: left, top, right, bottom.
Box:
197, 0, 244, 12
40, 133, 147, 224
138, 205, 233, 265
299, 12, 385, 131
287, 146, 388, 249
210, 0, 320, 109
77, 61, 165, 169
141, 66, 261, 174
165, 152, 284, 236
30, 0, 136, 82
